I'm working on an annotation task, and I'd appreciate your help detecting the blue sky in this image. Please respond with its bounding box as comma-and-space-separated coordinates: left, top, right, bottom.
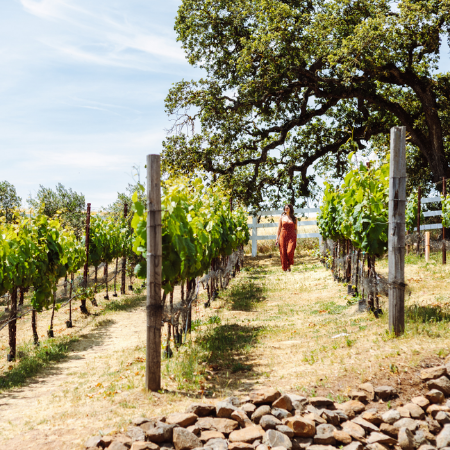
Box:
0, 0, 199, 209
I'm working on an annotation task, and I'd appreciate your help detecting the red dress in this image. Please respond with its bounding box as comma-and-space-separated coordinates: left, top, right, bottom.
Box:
279, 220, 297, 271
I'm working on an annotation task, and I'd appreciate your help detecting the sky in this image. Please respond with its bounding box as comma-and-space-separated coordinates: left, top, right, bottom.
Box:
0, 0, 199, 209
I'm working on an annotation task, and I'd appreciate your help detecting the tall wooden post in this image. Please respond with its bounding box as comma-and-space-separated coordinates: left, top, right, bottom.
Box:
388, 126, 406, 336
121, 203, 128, 295
251, 216, 258, 257
417, 186, 421, 255
83, 203, 91, 285
425, 232, 430, 262
443, 177, 446, 265
145, 155, 162, 391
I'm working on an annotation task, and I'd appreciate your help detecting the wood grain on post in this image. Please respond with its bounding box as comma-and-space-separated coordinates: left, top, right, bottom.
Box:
388, 126, 406, 336
146, 154, 162, 391
443, 177, 446, 265
417, 186, 421, 256
425, 232, 430, 262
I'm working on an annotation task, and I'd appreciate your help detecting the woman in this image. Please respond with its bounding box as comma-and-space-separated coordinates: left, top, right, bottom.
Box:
276, 204, 298, 272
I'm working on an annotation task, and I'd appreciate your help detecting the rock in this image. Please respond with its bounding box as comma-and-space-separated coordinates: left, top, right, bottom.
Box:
263, 429, 292, 449
334, 410, 349, 423
394, 419, 419, 432
186, 425, 201, 437
146, 424, 176, 443
404, 403, 426, 420
284, 417, 315, 437
437, 425, 450, 448
436, 412, 450, 425
314, 424, 336, 445
128, 427, 147, 442
216, 402, 238, 419
428, 405, 450, 418
173, 428, 202, 450
232, 410, 254, 428
228, 443, 254, 450
229, 426, 265, 443
427, 390, 446, 404
99, 436, 114, 448
291, 438, 312, 450
186, 404, 216, 417
256, 445, 269, 450
225, 396, 242, 407
321, 410, 340, 427
273, 395, 294, 412
85, 436, 102, 448
272, 408, 293, 420
252, 406, 272, 424
413, 397, 431, 409
271, 447, 288, 450
309, 397, 334, 409
380, 423, 398, 438
140, 422, 156, 433
343, 442, 363, 450
352, 417, 379, 433
249, 388, 281, 405
204, 438, 228, 450
361, 410, 383, 425
133, 417, 154, 426
109, 442, 129, 450
382, 409, 401, 425
418, 446, 437, 450
374, 386, 397, 401
421, 367, 447, 381
398, 427, 415, 450
341, 421, 365, 440
303, 413, 326, 425
200, 431, 225, 442
131, 443, 160, 450
196, 417, 239, 434
336, 401, 365, 416
427, 417, 442, 434
166, 414, 198, 428
367, 432, 398, 445
366, 443, 390, 450
307, 446, 336, 450
415, 429, 432, 447
276, 425, 294, 438
333, 430, 352, 444
260, 415, 282, 430
359, 383, 375, 401
398, 406, 412, 418
305, 406, 323, 416
428, 377, 450, 396
349, 391, 369, 403
286, 395, 308, 412
242, 403, 257, 415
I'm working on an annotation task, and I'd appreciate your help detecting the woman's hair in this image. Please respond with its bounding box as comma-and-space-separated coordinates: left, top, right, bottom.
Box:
283, 204, 297, 223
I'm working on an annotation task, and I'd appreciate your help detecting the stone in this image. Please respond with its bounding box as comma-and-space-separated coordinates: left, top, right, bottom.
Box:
305, 406, 322, 416
361, 410, 383, 425
415, 429, 432, 447
398, 427, 415, 450
404, 403, 426, 420
427, 390, 446, 404
366, 444, 390, 450
146, 424, 176, 443
204, 438, 228, 450
133, 417, 154, 426
200, 431, 225, 442
341, 421, 365, 440
228, 443, 254, 450
303, 413, 326, 425
337, 401, 365, 415
196, 417, 239, 434
287, 394, 308, 412
349, 391, 369, 403
382, 409, 401, 425
374, 386, 397, 401
225, 396, 242, 407
109, 442, 129, 450
437, 425, 450, 448
166, 414, 198, 428
321, 410, 340, 427
334, 410, 349, 423
173, 428, 202, 450
128, 426, 147, 442
85, 436, 102, 448
427, 417, 442, 434
249, 388, 281, 405
252, 405, 272, 424
428, 405, 450, 418
99, 436, 115, 447
436, 412, 450, 425
186, 425, 201, 437
352, 417, 379, 433
309, 397, 334, 409
421, 367, 447, 381
313, 424, 336, 445
291, 438, 312, 450
428, 377, 450, 396
273, 395, 294, 411
263, 429, 292, 449
229, 426, 265, 444
256, 445, 269, 450
307, 446, 336, 450
397, 406, 412, 418
272, 408, 293, 420
284, 417, 315, 437
186, 404, 216, 417
131, 443, 160, 450
242, 403, 258, 415
232, 410, 254, 428
413, 397, 431, 409
418, 446, 437, 450
271, 447, 288, 450
333, 430, 352, 444
380, 423, 398, 438
393, 419, 419, 432
216, 402, 238, 419
260, 415, 282, 430
343, 442, 363, 450
367, 432, 398, 445
359, 383, 375, 401
276, 425, 294, 438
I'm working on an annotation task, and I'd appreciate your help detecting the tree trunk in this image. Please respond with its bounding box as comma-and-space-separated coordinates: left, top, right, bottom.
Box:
32, 309, 39, 345
8, 288, 18, 360
48, 289, 56, 337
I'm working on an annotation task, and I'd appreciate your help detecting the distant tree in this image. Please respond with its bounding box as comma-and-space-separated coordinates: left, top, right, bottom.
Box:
0, 181, 22, 223
28, 184, 86, 237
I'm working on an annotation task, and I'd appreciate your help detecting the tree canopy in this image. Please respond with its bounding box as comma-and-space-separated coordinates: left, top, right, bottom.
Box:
162, 0, 450, 209
0, 181, 22, 222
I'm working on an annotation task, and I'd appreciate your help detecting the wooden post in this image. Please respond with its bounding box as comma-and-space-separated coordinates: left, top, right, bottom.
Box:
83, 203, 91, 285
145, 154, 162, 391
121, 203, 128, 295
251, 216, 258, 257
388, 126, 406, 336
443, 177, 446, 265
417, 186, 421, 256
425, 232, 430, 262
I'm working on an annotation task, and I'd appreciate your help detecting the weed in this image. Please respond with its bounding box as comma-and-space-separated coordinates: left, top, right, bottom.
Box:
103, 294, 145, 313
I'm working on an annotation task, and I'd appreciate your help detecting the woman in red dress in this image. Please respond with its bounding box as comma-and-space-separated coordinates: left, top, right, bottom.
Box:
276, 204, 298, 272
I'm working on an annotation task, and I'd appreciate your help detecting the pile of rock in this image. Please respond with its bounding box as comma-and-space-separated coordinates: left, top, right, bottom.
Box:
85, 365, 450, 450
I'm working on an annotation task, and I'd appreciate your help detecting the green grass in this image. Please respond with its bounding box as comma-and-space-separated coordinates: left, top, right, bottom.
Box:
310, 300, 349, 315
223, 279, 267, 311
102, 294, 145, 313
0, 335, 79, 391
